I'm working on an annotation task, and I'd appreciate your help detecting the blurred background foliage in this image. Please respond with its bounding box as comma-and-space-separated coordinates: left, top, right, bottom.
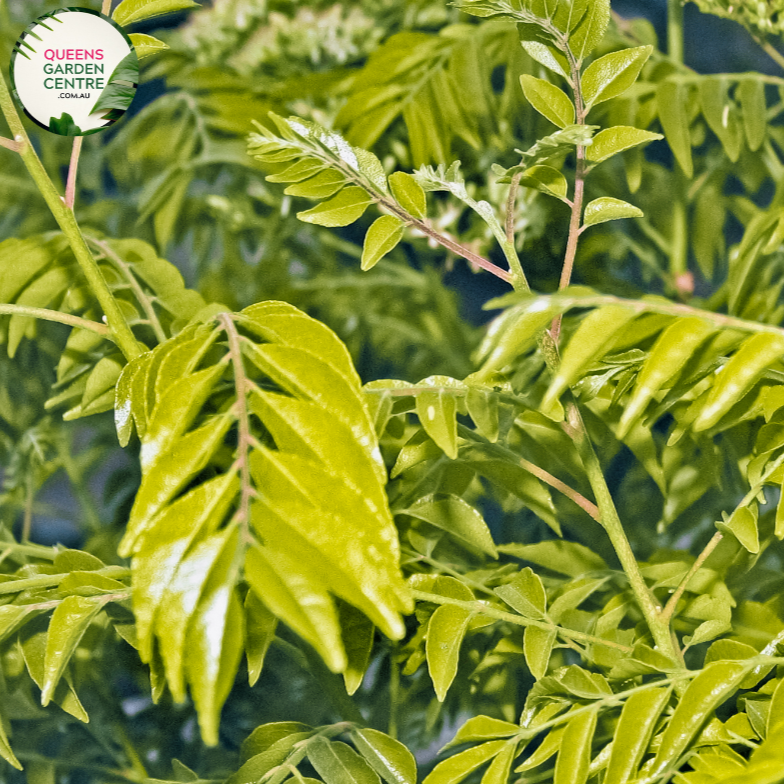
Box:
3, 0, 784, 781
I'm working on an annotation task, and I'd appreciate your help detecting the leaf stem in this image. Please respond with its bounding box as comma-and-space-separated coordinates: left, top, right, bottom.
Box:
667, 0, 685, 64
505, 170, 523, 246
0, 135, 21, 152
65, 136, 83, 210
0, 303, 110, 336
102, 0, 112, 13
661, 532, 723, 623
411, 589, 634, 652
0, 71, 142, 361
760, 39, 784, 72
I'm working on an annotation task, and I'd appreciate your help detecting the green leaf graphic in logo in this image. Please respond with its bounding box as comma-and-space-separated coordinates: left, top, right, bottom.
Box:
90, 51, 139, 119
49, 113, 83, 136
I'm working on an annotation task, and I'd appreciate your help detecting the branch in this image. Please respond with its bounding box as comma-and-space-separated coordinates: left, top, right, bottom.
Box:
0, 303, 111, 336
0, 136, 21, 152
661, 533, 723, 623
65, 136, 83, 210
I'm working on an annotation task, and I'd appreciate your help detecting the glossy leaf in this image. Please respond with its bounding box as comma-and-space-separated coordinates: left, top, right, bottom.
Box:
297, 187, 374, 227
130, 33, 169, 60
521, 41, 568, 78
739, 78, 766, 151
719, 505, 759, 553
480, 740, 517, 784
423, 740, 508, 784
568, 0, 611, 61
465, 388, 499, 442
416, 389, 458, 458
524, 626, 556, 679
308, 737, 381, 784
520, 76, 574, 128
362, 216, 405, 271
494, 567, 547, 619
498, 541, 607, 577
388, 172, 427, 219
554, 709, 597, 784
582, 197, 643, 228
426, 603, 473, 701
650, 661, 748, 777
447, 716, 520, 748
339, 602, 375, 695
586, 126, 662, 164
350, 728, 418, 784
113, 0, 200, 26
581, 46, 652, 108
605, 686, 671, 784
284, 169, 347, 199
244, 589, 277, 687
518, 165, 569, 202
693, 333, 784, 431
0, 715, 21, 770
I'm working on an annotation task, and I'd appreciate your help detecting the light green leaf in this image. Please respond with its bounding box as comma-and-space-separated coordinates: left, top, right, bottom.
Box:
498, 542, 608, 577
422, 740, 508, 784
266, 159, 325, 184
113, 0, 200, 26
350, 727, 418, 784
619, 317, 715, 437
401, 495, 497, 557
297, 186, 374, 227
700, 77, 742, 161
244, 590, 277, 687
521, 41, 568, 78
582, 197, 643, 227
543, 305, 637, 414
90, 51, 139, 115
41, 596, 102, 706
520, 76, 575, 128
524, 626, 556, 680
0, 714, 21, 770
308, 738, 381, 784
657, 80, 693, 177
185, 528, 244, 746
650, 661, 749, 777
339, 602, 374, 696
568, 0, 611, 61
228, 732, 314, 784
581, 46, 652, 108
554, 709, 597, 784
130, 33, 169, 60
585, 126, 662, 164
362, 216, 405, 271
518, 165, 570, 202
416, 389, 458, 459
604, 686, 671, 784
426, 603, 473, 701
465, 388, 499, 442
693, 332, 784, 431
739, 78, 766, 151
240, 722, 313, 764
719, 505, 759, 554
284, 170, 347, 199
495, 568, 547, 619
446, 716, 520, 749
388, 172, 427, 219
516, 725, 565, 771
480, 740, 518, 784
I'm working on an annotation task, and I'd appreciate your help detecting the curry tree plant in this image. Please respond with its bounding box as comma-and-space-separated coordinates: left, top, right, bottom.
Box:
3, 0, 784, 783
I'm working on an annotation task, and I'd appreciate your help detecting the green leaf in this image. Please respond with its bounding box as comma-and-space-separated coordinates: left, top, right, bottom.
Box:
446, 716, 520, 748
297, 187, 374, 227
308, 738, 381, 784
339, 602, 374, 696
400, 495, 497, 557
113, 0, 200, 26
416, 389, 458, 459
228, 732, 314, 784
650, 661, 749, 777
498, 541, 607, 577
520, 76, 575, 128
516, 725, 565, 771
521, 41, 569, 78
524, 626, 556, 680
244, 590, 277, 687
465, 388, 499, 442
130, 33, 169, 60
0, 715, 21, 770
90, 51, 139, 115
543, 305, 637, 415
423, 740, 508, 784
518, 165, 570, 202
240, 722, 313, 764
739, 78, 766, 152
619, 317, 715, 437
582, 197, 643, 227
426, 603, 473, 701
604, 686, 671, 784
719, 505, 759, 554
388, 172, 427, 220
362, 216, 405, 271
350, 727, 418, 784
185, 529, 244, 746
700, 77, 742, 161
284, 170, 347, 199
693, 332, 784, 431
495, 568, 547, 619
41, 596, 102, 706
554, 709, 597, 784
480, 740, 517, 784
585, 126, 662, 164
657, 80, 693, 177
581, 46, 652, 108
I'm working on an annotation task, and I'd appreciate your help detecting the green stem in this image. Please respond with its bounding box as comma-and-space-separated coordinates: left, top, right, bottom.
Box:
667, 0, 685, 64
0, 304, 110, 337
0, 566, 130, 595
661, 532, 723, 623
388, 650, 399, 739
0, 72, 142, 362
412, 589, 634, 653
760, 39, 784, 72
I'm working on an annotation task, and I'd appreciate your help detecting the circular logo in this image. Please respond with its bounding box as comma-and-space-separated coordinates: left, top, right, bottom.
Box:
9, 8, 138, 136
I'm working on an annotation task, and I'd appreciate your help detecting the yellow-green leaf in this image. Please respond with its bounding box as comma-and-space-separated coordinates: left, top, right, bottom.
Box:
388, 172, 427, 220
113, 0, 200, 26
297, 186, 373, 227
362, 216, 405, 271
582, 197, 643, 228
554, 709, 597, 784
657, 80, 693, 177
586, 126, 662, 164
244, 589, 277, 687
423, 740, 508, 784
416, 389, 458, 459
581, 46, 652, 108
524, 626, 556, 680
130, 33, 169, 59
351, 727, 418, 784
520, 76, 575, 128
426, 603, 473, 701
